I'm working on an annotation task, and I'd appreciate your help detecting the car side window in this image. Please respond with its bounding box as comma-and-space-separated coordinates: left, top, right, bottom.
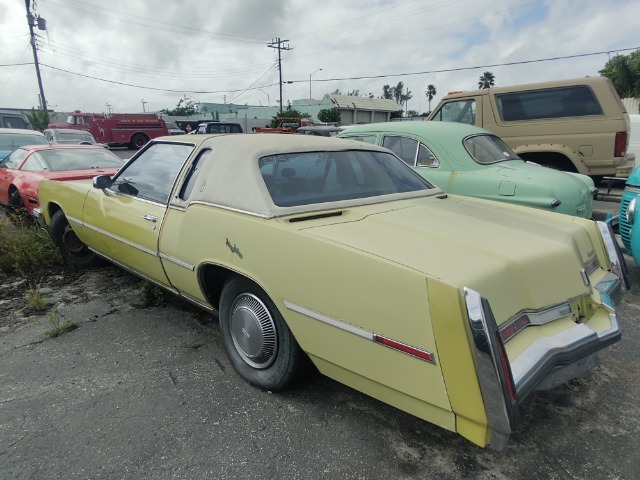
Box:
21, 153, 47, 171
417, 143, 440, 167
382, 135, 418, 166
1, 149, 30, 169
110, 143, 194, 204
342, 134, 377, 145
496, 86, 603, 121
431, 100, 476, 124
179, 149, 211, 200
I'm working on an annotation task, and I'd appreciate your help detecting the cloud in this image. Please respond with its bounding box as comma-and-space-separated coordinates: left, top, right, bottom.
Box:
0, 0, 637, 115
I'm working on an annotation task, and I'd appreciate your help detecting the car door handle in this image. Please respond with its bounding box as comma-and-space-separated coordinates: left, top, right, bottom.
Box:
142, 214, 158, 223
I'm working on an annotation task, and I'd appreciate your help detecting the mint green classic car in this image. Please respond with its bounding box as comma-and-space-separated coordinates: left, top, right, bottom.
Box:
36, 134, 626, 450
338, 122, 596, 218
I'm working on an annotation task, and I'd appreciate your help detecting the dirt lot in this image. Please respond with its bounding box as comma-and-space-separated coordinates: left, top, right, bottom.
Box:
0, 220, 639, 479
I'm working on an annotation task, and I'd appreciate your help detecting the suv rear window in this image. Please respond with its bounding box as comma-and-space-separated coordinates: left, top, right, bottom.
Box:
496, 86, 603, 121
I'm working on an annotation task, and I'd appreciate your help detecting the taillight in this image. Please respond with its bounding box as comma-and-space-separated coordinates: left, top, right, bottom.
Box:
614, 131, 627, 157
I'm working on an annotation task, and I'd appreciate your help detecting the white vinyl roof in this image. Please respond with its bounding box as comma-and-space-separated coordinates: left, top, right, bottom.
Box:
163, 133, 437, 217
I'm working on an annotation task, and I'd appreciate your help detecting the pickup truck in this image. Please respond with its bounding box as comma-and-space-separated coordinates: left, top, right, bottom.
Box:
252, 117, 316, 134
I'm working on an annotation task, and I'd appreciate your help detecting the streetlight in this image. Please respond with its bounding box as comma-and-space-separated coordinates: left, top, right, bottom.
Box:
259, 89, 271, 107
309, 68, 322, 100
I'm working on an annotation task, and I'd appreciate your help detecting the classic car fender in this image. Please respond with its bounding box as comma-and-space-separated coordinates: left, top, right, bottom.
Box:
511, 143, 584, 174
427, 277, 491, 447
158, 205, 458, 433
39, 178, 93, 231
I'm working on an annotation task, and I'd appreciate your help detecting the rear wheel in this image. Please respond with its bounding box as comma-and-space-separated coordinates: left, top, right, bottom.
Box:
219, 276, 306, 391
49, 210, 101, 267
129, 133, 149, 150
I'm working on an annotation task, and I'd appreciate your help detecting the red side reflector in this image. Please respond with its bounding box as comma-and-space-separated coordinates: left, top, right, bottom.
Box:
614, 131, 627, 157
373, 334, 434, 363
496, 334, 517, 402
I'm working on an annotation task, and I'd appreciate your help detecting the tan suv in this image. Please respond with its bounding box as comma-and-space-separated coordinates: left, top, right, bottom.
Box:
427, 77, 635, 181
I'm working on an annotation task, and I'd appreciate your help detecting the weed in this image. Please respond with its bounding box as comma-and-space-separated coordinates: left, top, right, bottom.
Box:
25, 285, 46, 311
138, 280, 166, 305
44, 308, 78, 338
0, 218, 63, 280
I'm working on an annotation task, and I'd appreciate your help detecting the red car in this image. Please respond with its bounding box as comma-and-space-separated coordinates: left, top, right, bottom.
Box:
0, 144, 124, 215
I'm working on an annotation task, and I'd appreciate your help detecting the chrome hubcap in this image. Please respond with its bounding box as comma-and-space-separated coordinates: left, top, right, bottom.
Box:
229, 293, 277, 369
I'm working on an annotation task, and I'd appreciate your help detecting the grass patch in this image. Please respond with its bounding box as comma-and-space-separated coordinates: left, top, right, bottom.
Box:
44, 308, 78, 338
0, 217, 63, 280
138, 280, 166, 305
25, 285, 46, 311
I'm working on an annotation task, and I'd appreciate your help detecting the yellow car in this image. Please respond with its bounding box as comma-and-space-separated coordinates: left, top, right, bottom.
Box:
36, 134, 627, 450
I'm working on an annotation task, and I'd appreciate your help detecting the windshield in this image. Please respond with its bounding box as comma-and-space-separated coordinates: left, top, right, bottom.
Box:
259, 150, 434, 207
0, 133, 49, 157
27, 148, 124, 171
463, 134, 521, 165
56, 131, 95, 143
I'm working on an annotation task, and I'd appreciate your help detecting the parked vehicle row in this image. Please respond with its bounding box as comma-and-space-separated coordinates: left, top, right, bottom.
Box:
0, 144, 124, 214
30, 133, 627, 451
338, 122, 596, 218
427, 76, 635, 182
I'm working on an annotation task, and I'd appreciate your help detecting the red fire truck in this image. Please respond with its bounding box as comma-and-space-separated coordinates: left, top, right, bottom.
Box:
48, 111, 169, 149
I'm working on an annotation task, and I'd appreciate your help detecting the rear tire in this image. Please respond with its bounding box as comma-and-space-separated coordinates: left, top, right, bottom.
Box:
129, 133, 149, 150
219, 276, 306, 391
49, 210, 101, 267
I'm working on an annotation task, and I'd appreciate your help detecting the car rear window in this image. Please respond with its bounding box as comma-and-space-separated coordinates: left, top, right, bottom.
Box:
496, 86, 603, 121
259, 150, 433, 207
463, 134, 521, 165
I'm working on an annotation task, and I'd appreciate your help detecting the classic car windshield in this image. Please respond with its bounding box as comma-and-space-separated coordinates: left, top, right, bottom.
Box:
54, 131, 96, 143
464, 134, 521, 165
0, 133, 49, 152
259, 149, 434, 207
26, 149, 124, 171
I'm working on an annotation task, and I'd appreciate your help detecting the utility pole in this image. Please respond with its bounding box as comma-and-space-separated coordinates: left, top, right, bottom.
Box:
25, 0, 47, 110
141, 99, 147, 113
267, 38, 291, 114
105, 103, 112, 114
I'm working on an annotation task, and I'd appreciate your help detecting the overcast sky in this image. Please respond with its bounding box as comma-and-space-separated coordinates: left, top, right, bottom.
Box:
1, 0, 638, 115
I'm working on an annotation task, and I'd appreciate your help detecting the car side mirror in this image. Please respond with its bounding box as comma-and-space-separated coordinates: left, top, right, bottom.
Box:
93, 175, 113, 189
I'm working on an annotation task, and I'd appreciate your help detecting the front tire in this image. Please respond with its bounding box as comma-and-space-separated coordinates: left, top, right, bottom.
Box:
49, 210, 101, 267
219, 276, 305, 391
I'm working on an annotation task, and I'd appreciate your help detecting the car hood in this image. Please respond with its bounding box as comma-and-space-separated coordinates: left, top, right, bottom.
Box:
302, 195, 596, 324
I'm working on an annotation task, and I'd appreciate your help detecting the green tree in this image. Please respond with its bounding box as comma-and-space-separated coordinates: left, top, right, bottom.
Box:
317, 107, 342, 123
25, 107, 50, 131
407, 109, 419, 117
270, 109, 311, 127
599, 50, 640, 98
425, 84, 437, 112
382, 82, 412, 112
160, 98, 197, 116
478, 72, 495, 89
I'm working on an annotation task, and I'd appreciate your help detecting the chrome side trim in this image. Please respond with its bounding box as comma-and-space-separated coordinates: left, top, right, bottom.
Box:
283, 300, 435, 364
283, 300, 372, 340
158, 252, 195, 271
464, 287, 517, 451
188, 200, 274, 219
76, 220, 157, 257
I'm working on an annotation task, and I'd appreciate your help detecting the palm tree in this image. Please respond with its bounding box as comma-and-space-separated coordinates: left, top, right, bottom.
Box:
425, 84, 437, 112
478, 72, 495, 89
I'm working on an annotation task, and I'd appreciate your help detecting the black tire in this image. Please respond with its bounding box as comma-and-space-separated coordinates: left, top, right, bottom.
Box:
219, 276, 306, 391
129, 133, 149, 150
9, 190, 23, 209
6, 190, 32, 225
49, 210, 101, 267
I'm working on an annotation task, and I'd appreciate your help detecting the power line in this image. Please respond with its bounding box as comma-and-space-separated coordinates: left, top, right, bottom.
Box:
285, 47, 640, 84
33, 46, 639, 96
